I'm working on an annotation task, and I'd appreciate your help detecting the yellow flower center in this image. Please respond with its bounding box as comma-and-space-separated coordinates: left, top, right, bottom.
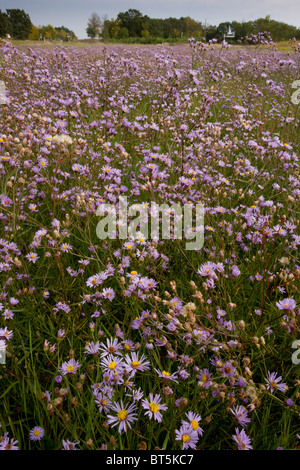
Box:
117, 409, 127, 421
34, 430, 41, 436
149, 402, 159, 414
108, 361, 116, 370
182, 434, 190, 443
67, 365, 75, 372
162, 371, 170, 377
131, 361, 140, 368
191, 420, 198, 430
202, 374, 208, 383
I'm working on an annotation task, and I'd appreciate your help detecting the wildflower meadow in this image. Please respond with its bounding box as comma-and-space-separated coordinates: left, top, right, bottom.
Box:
0, 35, 299, 451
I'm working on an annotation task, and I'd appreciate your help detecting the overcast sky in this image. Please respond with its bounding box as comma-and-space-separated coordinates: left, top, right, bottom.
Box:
1, 0, 299, 39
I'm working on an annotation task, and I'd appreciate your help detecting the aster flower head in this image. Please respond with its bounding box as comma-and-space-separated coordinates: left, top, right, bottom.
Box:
154, 368, 179, 383
265, 371, 287, 394
197, 368, 213, 388
230, 405, 251, 427
84, 341, 100, 356
99, 337, 123, 357
106, 400, 137, 434
221, 360, 237, 379
0, 432, 19, 450
0, 327, 13, 341
126, 386, 144, 402
141, 393, 168, 422
94, 393, 112, 414
59, 358, 81, 375
276, 298, 296, 311
62, 439, 80, 450
101, 287, 115, 301
175, 423, 199, 450
232, 427, 253, 450
197, 262, 216, 278
60, 243, 72, 253
29, 426, 44, 441
124, 351, 151, 376
181, 411, 204, 436
100, 354, 125, 378
26, 252, 39, 264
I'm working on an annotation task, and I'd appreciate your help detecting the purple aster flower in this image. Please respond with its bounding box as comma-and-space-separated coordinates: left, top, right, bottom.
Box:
141, 393, 168, 422
59, 358, 81, 375
99, 338, 123, 357
100, 354, 125, 377
101, 288, 115, 301
0, 327, 13, 341
26, 252, 39, 264
197, 368, 213, 388
29, 426, 44, 441
197, 262, 216, 278
106, 400, 137, 434
175, 423, 199, 450
232, 428, 253, 450
123, 351, 151, 376
0, 432, 19, 450
276, 298, 296, 311
60, 243, 72, 253
62, 439, 80, 450
126, 387, 144, 402
230, 405, 251, 427
181, 411, 203, 436
231, 265, 241, 277
285, 398, 294, 406
84, 341, 100, 356
154, 368, 179, 383
221, 361, 237, 379
94, 393, 112, 414
265, 371, 287, 394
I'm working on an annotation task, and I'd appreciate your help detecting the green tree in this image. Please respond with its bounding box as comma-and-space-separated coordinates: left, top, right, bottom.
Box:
55, 26, 77, 41
28, 25, 40, 40
145, 18, 163, 38
0, 10, 12, 38
182, 16, 202, 38
103, 18, 121, 39
86, 12, 102, 38
117, 9, 144, 37
118, 27, 129, 40
6, 9, 32, 39
39, 24, 58, 40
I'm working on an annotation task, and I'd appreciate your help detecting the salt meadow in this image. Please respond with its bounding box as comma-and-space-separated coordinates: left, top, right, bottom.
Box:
0, 35, 299, 451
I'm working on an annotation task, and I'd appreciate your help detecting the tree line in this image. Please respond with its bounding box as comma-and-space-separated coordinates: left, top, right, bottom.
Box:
0, 8, 299, 43
87, 9, 300, 42
0, 8, 76, 41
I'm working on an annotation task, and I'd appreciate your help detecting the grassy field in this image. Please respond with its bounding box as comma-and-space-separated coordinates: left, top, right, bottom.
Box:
0, 37, 299, 451
6, 37, 298, 51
